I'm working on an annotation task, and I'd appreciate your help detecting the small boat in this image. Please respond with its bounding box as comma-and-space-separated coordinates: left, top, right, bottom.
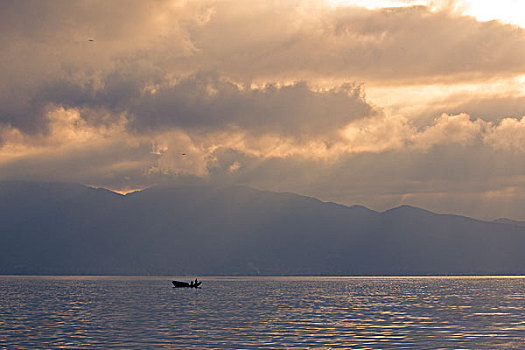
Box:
172, 280, 202, 288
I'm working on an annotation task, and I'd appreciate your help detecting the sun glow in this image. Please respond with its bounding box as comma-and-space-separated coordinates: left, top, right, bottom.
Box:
326, 0, 431, 10
462, 0, 525, 27
326, 0, 525, 27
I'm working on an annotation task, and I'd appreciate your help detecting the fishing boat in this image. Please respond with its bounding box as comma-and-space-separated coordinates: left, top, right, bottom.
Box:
172, 280, 202, 288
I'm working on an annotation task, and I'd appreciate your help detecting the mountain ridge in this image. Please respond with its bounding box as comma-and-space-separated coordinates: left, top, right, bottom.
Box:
0, 181, 524, 275
494, 218, 525, 227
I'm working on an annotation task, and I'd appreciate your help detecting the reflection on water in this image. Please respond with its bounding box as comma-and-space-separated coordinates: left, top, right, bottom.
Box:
1, 276, 523, 349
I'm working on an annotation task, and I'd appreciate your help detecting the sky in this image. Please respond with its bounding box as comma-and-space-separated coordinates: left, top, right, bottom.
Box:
1, 0, 525, 220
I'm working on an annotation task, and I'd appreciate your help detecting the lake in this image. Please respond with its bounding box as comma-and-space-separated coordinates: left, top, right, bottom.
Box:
1, 276, 523, 349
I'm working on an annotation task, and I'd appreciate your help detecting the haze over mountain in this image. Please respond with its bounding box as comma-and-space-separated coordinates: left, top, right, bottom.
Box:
1, 181, 523, 276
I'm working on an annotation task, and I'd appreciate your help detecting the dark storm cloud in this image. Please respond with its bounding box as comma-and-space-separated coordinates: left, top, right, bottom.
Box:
0, 71, 374, 139
129, 75, 373, 137
0, 75, 143, 135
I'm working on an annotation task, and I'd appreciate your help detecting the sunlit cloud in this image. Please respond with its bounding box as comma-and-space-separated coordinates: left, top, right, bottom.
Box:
366, 74, 525, 120
461, 0, 525, 27
483, 117, 525, 151
326, 0, 442, 10
327, 0, 525, 27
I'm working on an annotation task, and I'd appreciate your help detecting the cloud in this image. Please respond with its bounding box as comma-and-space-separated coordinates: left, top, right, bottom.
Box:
3, 0, 525, 133
0, 105, 152, 189
168, 1, 525, 82
2, 0, 525, 219
131, 75, 374, 136
421, 93, 525, 122
483, 117, 525, 151
2, 99, 525, 219
411, 113, 484, 150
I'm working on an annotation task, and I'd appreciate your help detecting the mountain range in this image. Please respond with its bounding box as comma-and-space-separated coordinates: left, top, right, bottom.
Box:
0, 181, 524, 275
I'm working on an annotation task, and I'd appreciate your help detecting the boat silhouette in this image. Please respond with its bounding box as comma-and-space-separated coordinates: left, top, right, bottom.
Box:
172, 280, 202, 288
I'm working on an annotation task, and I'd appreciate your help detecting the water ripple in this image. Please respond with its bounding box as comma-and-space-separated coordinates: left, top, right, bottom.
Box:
0, 276, 523, 349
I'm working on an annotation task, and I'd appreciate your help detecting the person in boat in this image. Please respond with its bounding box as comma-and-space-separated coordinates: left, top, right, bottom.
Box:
194, 278, 198, 286
190, 280, 194, 287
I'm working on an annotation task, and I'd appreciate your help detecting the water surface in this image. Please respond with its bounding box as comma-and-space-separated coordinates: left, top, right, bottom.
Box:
1, 276, 523, 349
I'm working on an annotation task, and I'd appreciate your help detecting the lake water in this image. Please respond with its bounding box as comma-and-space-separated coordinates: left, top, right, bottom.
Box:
1, 276, 523, 349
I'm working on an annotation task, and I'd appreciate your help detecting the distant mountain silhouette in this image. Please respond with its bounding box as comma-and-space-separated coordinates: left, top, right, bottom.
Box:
493, 218, 525, 227
0, 181, 524, 275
